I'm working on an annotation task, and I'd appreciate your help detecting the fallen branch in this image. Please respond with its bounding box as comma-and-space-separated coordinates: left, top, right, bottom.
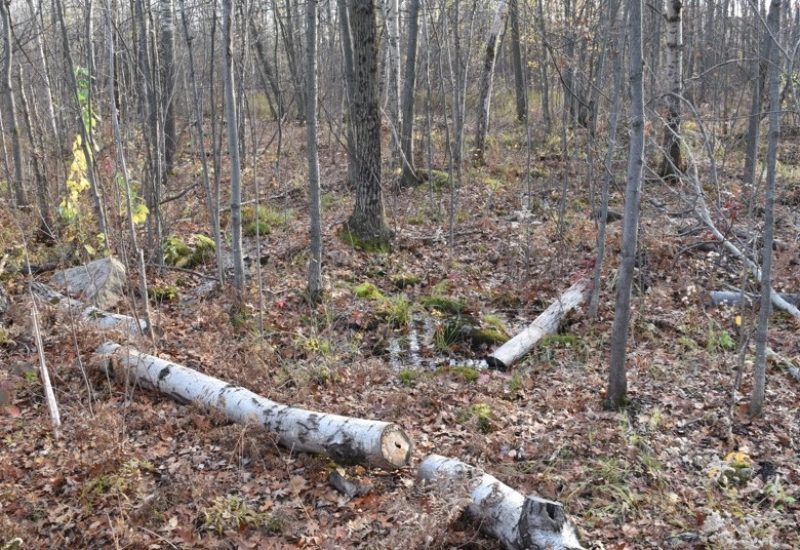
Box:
487, 279, 589, 369
32, 282, 147, 336
705, 290, 800, 309
418, 455, 583, 550
95, 342, 412, 469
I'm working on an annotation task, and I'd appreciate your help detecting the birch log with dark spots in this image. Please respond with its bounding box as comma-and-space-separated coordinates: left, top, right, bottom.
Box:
96, 342, 412, 469
418, 455, 584, 550
487, 279, 588, 369
705, 291, 800, 309
32, 282, 147, 336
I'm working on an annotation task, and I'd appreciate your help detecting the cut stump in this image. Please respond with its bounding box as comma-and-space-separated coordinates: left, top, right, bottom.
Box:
418, 454, 583, 550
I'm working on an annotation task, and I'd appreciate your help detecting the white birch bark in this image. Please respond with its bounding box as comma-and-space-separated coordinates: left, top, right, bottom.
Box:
418, 455, 583, 550
473, 0, 509, 164
487, 280, 589, 369
96, 342, 412, 469
32, 283, 147, 336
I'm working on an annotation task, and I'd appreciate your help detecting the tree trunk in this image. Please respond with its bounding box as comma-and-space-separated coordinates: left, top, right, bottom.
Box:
487, 279, 588, 369
96, 342, 412, 469
743, 1, 773, 186
306, 0, 323, 301
179, 0, 224, 284
751, 0, 781, 418
418, 455, 583, 550
381, 0, 401, 162
18, 68, 53, 237
160, 0, 177, 172
337, 0, 358, 187
606, 0, 645, 410
659, 0, 684, 178
344, 0, 390, 248
473, 0, 509, 165
25, 0, 60, 146
509, 0, 527, 123
399, 0, 421, 186
222, 0, 246, 293
0, 0, 27, 207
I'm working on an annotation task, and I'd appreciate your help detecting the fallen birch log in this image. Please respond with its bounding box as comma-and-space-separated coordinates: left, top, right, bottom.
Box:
32, 282, 147, 336
96, 342, 412, 469
706, 290, 800, 309
418, 455, 583, 550
487, 280, 588, 369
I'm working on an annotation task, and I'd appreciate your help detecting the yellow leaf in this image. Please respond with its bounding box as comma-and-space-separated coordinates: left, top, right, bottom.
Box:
735, 315, 742, 327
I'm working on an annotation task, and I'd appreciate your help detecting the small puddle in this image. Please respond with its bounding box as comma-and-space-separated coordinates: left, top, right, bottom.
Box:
387, 310, 492, 371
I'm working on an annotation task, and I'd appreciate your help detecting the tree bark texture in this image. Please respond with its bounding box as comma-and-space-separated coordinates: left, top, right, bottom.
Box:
96, 342, 413, 469
659, 0, 684, 178
473, 0, 509, 165
751, 0, 781, 418
606, 0, 645, 410
306, 0, 323, 300
0, 0, 27, 206
400, 0, 421, 186
345, 0, 390, 246
222, 0, 246, 293
418, 455, 583, 550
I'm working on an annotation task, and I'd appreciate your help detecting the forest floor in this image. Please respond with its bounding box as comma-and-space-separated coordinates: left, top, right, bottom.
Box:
1, 120, 799, 549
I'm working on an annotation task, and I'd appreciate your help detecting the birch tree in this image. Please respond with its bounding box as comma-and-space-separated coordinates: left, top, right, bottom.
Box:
0, 0, 26, 207
306, 0, 323, 300
659, 0, 684, 178
222, 0, 246, 293
473, 0, 509, 165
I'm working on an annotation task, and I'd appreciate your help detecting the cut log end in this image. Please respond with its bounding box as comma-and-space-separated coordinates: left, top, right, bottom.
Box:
380, 424, 413, 469
485, 355, 508, 370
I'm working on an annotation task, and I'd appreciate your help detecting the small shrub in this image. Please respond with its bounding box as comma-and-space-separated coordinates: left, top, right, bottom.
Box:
202, 495, 275, 535
398, 369, 416, 386
148, 285, 179, 302
452, 365, 479, 383
382, 295, 411, 328
390, 273, 421, 289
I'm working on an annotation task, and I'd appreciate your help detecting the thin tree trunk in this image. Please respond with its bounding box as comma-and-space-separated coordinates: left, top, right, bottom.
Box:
306, 0, 322, 300
535, 0, 551, 130
400, 0, 421, 186
222, 0, 246, 293
25, 0, 60, 145
0, 0, 27, 207
750, 0, 782, 418
606, 0, 645, 410
337, 0, 358, 187
473, 0, 509, 165
19, 68, 53, 237
382, 0, 401, 162
179, 0, 224, 284
55, 0, 109, 238
659, 0, 684, 178
160, 0, 177, 172
589, 2, 628, 319
509, 0, 527, 123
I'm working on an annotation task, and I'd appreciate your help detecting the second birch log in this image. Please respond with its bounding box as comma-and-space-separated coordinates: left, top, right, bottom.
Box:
418, 455, 583, 550
32, 282, 147, 336
487, 280, 589, 369
95, 342, 412, 469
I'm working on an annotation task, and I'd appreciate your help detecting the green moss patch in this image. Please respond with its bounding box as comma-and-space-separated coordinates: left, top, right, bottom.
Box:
337, 226, 391, 253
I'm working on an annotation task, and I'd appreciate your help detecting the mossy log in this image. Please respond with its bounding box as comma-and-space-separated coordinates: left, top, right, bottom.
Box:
487, 280, 588, 369
418, 455, 583, 550
96, 342, 412, 469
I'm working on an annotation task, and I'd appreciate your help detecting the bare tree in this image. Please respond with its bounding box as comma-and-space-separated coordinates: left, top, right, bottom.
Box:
606, 0, 645, 410
400, 0, 421, 187
306, 0, 322, 300
750, 0, 782, 418
222, 0, 246, 293
160, 0, 178, 172
659, 0, 684, 178
0, 0, 26, 207
509, 0, 527, 123
473, 0, 509, 165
